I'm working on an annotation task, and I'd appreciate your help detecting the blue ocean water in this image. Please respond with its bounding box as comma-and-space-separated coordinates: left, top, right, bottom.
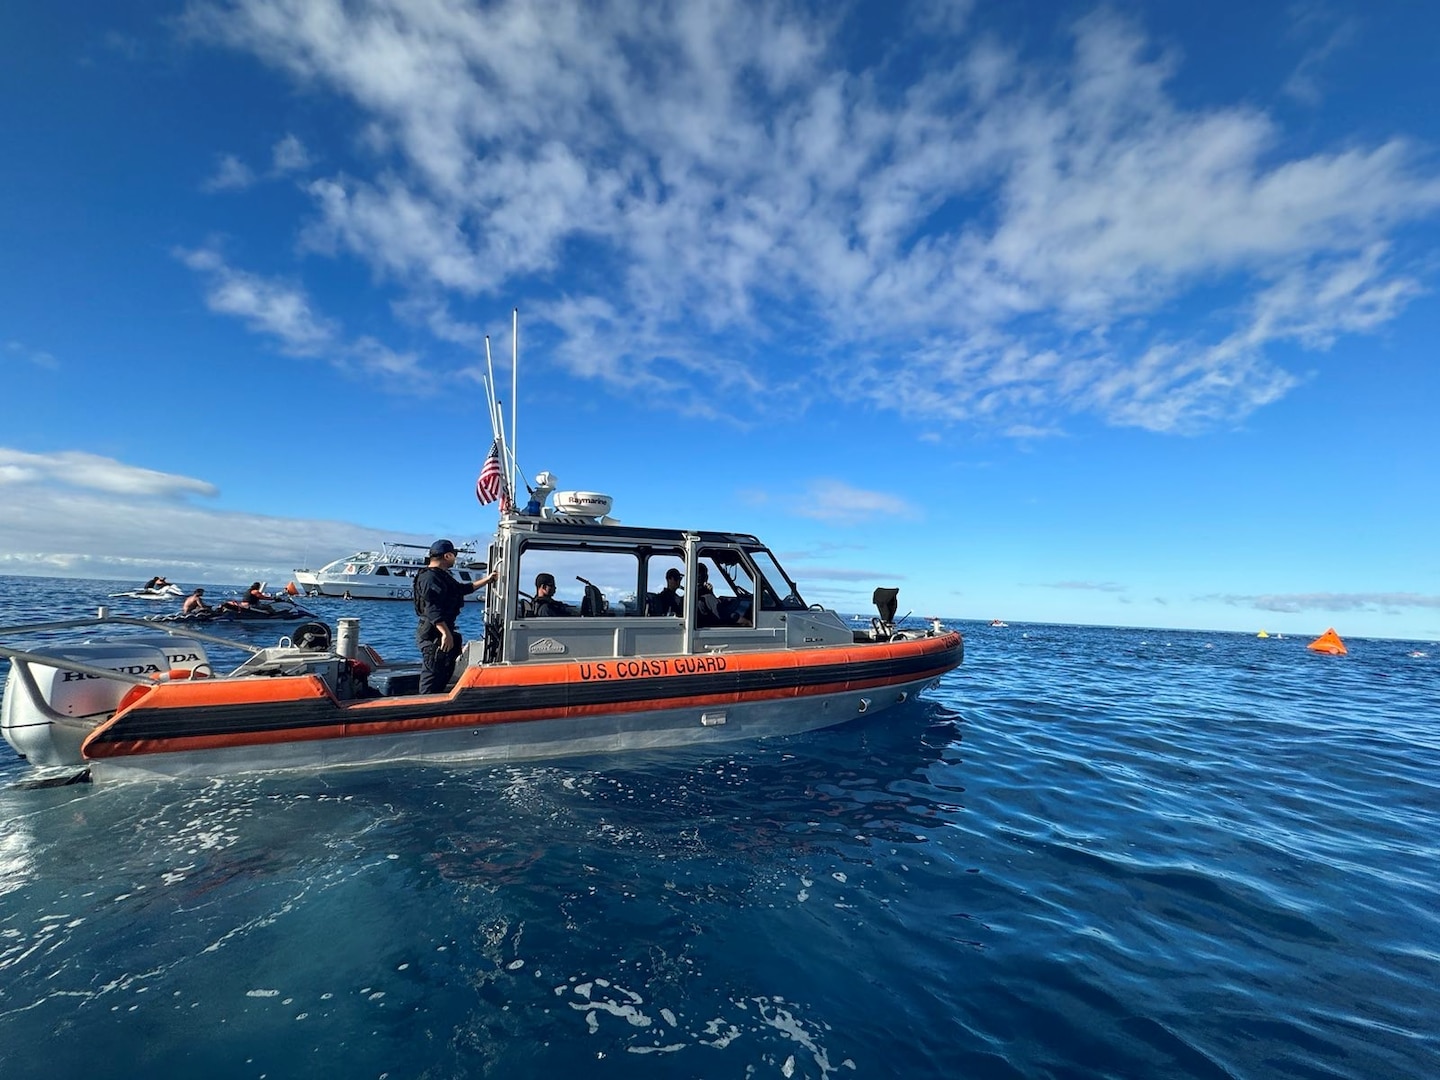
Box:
1, 575, 1436, 1079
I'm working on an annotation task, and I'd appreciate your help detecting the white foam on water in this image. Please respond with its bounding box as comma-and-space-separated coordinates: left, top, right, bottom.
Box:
556, 970, 845, 1074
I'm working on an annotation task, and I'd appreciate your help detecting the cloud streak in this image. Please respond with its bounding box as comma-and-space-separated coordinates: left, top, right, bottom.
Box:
175, 247, 427, 381
0, 449, 218, 499
3, 341, 59, 370
1219, 591, 1440, 614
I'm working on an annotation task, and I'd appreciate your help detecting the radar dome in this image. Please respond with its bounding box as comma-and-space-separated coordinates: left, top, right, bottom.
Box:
551, 491, 614, 520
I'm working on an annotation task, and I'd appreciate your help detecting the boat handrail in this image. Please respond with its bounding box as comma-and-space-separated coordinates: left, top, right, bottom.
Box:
0, 615, 266, 656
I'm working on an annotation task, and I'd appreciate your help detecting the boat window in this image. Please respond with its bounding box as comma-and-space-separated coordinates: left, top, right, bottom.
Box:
745, 547, 806, 611
642, 551, 686, 616
518, 544, 640, 617
376, 566, 390, 576
697, 548, 756, 627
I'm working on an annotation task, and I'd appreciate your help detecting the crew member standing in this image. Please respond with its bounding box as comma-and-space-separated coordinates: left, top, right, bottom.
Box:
415, 539, 497, 694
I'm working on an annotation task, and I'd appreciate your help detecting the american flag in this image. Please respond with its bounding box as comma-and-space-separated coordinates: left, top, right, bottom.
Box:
476, 440, 503, 505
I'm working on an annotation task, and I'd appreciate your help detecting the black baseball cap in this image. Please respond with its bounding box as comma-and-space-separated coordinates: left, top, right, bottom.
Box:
665, 568, 683, 581
429, 539, 457, 556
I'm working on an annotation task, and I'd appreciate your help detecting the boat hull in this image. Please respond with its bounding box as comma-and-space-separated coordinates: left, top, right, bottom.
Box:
144, 611, 319, 630
305, 577, 482, 602
79, 633, 963, 780
84, 675, 937, 780
311, 579, 419, 601
109, 586, 184, 601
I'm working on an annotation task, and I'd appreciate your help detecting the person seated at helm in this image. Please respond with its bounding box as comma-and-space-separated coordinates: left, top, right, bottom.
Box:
143, 576, 170, 590
647, 568, 684, 616
525, 572, 574, 617
694, 563, 723, 627
181, 588, 210, 615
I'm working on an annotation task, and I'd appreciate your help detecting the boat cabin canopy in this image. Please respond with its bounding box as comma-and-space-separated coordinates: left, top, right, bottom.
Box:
481, 518, 852, 663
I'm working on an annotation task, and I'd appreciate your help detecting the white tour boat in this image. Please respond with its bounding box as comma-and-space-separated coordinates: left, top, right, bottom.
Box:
293, 541, 488, 601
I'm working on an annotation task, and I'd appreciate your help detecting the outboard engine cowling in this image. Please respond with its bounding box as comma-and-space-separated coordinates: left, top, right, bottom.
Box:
1, 635, 211, 767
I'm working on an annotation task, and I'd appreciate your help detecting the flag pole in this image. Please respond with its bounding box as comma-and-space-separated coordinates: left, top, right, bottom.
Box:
484, 336, 504, 445
475, 336, 507, 509
510, 308, 519, 502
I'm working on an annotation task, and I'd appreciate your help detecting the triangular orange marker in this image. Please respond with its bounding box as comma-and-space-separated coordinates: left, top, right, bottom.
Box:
1307, 628, 1347, 655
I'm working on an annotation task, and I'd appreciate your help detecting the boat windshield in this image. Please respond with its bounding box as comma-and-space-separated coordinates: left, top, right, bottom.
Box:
746, 547, 807, 611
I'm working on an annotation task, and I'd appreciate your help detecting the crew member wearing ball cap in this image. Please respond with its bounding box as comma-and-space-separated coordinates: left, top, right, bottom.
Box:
525, 571, 574, 617
647, 567, 684, 617
414, 539, 498, 694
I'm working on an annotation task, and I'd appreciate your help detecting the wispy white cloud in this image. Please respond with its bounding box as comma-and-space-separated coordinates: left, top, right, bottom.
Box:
181, 0, 1440, 435
1282, 2, 1358, 106
271, 133, 312, 174
202, 152, 256, 192
174, 246, 426, 380
1042, 580, 1128, 593
4, 341, 59, 370
176, 246, 336, 355
202, 134, 313, 194
787, 480, 917, 525
1220, 591, 1440, 614
0, 448, 217, 498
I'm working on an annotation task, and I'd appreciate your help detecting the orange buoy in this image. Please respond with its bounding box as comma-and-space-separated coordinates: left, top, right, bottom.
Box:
1307, 628, 1347, 655
285, 581, 299, 596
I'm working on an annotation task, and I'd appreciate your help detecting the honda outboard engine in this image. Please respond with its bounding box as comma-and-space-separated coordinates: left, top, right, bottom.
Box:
1, 634, 210, 767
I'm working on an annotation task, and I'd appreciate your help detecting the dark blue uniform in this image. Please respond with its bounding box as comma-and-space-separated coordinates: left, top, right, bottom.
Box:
415, 568, 470, 693
647, 587, 683, 617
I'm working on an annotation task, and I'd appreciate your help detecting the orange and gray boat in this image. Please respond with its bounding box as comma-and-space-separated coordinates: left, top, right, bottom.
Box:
1, 485, 962, 782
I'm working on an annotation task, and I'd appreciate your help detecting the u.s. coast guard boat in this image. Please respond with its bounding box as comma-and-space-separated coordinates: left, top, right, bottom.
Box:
0, 480, 962, 783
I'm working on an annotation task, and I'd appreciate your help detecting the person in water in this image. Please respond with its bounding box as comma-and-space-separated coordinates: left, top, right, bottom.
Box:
414, 539, 497, 694
181, 588, 209, 615
525, 572, 575, 617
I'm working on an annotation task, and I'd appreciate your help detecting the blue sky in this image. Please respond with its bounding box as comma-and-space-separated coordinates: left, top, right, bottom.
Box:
3, 0, 1438, 640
